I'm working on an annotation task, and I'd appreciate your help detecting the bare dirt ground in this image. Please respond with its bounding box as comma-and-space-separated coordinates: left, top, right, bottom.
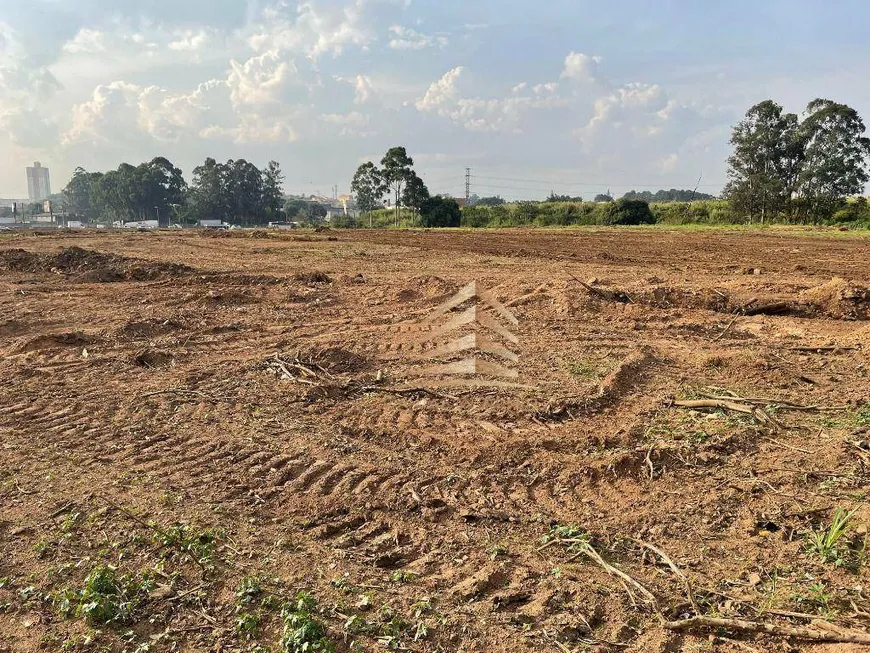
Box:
1, 227, 869, 653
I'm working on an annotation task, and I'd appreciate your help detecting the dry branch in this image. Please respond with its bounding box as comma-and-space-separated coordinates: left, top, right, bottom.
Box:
661, 616, 870, 644
671, 399, 781, 429
633, 538, 699, 615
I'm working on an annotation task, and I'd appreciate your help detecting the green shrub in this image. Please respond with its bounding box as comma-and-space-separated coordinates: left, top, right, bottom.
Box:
598, 199, 656, 225
58, 565, 154, 625
279, 592, 334, 653
420, 196, 461, 227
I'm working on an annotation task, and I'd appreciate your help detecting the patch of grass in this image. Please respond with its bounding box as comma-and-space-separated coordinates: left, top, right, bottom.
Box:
279, 592, 334, 653
566, 359, 598, 379
58, 565, 155, 625
857, 406, 870, 427
807, 508, 857, 565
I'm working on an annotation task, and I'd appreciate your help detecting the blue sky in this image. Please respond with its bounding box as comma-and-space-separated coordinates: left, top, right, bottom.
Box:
2, 0, 869, 199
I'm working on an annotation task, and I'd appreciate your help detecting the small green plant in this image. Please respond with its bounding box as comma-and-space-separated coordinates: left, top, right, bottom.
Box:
807, 508, 857, 564
152, 524, 219, 566
487, 544, 508, 560
236, 611, 262, 637
279, 592, 334, 653
389, 570, 417, 584
857, 406, 870, 427
58, 565, 154, 625
793, 581, 833, 616
236, 576, 264, 606
33, 539, 54, 559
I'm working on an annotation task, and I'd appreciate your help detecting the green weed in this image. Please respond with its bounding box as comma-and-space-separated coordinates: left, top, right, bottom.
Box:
152, 524, 219, 566
857, 406, 870, 427
236, 576, 264, 606
236, 611, 262, 637
389, 571, 417, 584
807, 508, 857, 564
279, 592, 334, 653
58, 565, 154, 625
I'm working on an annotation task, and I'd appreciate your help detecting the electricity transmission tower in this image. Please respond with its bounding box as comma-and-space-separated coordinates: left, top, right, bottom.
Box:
465, 168, 471, 205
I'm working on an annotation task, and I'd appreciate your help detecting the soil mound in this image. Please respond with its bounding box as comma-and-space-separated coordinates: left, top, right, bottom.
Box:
18, 332, 95, 353
294, 271, 333, 285
799, 278, 870, 320
0, 247, 194, 282
311, 347, 371, 374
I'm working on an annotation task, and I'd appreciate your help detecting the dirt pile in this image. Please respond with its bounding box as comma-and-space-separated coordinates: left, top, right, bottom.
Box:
0, 246, 195, 282
799, 277, 870, 320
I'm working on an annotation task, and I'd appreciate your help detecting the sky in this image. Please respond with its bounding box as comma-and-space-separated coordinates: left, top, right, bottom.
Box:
2, 0, 870, 200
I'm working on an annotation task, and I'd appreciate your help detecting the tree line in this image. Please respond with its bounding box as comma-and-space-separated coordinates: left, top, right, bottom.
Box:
62, 157, 287, 226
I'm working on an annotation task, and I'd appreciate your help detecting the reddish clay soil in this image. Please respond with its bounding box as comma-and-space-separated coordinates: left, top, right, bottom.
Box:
1, 227, 869, 653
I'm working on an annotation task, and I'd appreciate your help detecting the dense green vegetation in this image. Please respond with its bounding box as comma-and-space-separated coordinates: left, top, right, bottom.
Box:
61, 157, 287, 226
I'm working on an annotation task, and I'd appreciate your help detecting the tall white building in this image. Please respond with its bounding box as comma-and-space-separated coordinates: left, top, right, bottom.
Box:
26, 162, 51, 201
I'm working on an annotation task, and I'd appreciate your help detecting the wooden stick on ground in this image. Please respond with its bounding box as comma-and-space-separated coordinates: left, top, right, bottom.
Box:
713, 313, 740, 342
662, 616, 870, 644
633, 539, 699, 615
567, 541, 659, 608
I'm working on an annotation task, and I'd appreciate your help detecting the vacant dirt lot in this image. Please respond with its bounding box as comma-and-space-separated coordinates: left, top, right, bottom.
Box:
1, 227, 869, 652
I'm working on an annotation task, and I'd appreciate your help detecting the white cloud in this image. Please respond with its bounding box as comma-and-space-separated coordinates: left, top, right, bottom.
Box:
62, 27, 158, 55
561, 52, 601, 82
227, 51, 300, 106
416, 66, 465, 112
168, 29, 214, 52
388, 25, 447, 50
247, 0, 389, 60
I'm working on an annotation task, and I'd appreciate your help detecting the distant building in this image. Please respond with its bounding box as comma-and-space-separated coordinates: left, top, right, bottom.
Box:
26, 162, 51, 201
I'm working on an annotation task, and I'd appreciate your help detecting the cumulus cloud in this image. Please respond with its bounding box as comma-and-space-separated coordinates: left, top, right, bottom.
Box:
416, 66, 465, 112
227, 51, 300, 106
388, 25, 447, 50
247, 0, 388, 59
561, 52, 601, 82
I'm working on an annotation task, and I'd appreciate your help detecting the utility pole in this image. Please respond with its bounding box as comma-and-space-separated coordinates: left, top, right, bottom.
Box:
465, 167, 471, 206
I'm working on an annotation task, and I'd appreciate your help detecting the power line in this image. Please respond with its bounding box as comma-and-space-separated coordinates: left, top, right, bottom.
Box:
471, 174, 721, 189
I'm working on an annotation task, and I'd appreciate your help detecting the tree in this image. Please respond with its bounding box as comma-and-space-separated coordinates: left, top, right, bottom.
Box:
63, 167, 104, 222
797, 99, 870, 220
723, 100, 802, 223
145, 157, 186, 225
186, 158, 227, 223
476, 196, 505, 206
599, 199, 656, 225
350, 162, 384, 227
401, 173, 429, 217
547, 193, 583, 202
380, 146, 414, 227
420, 196, 461, 227
594, 193, 613, 203
262, 160, 285, 223
622, 189, 716, 202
